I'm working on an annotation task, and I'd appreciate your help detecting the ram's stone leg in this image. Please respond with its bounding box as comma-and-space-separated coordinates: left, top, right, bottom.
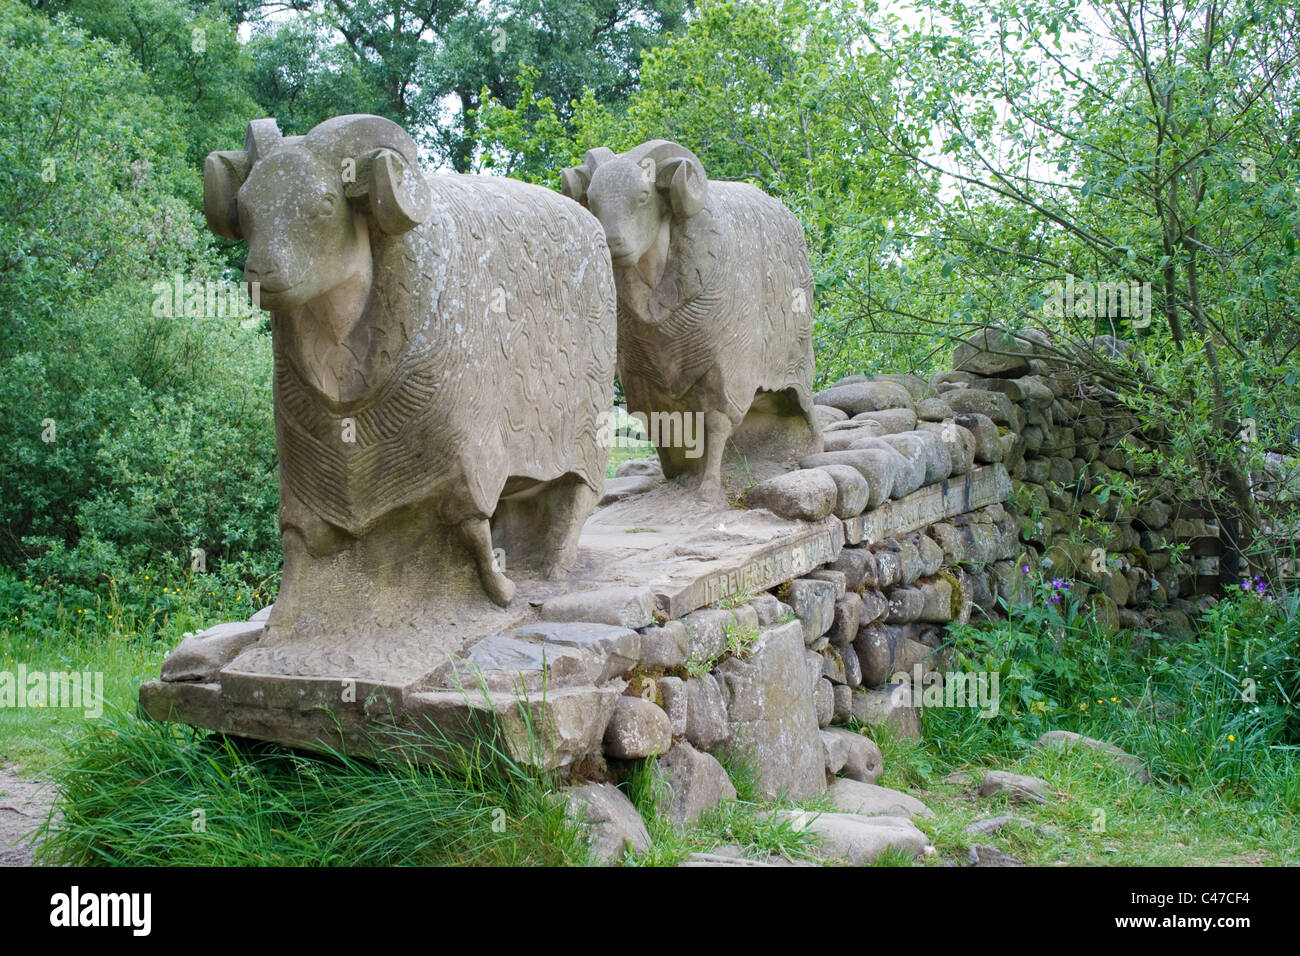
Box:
541, 479, 599, 581
460, 516, 515, 607
699, 409, 732, 500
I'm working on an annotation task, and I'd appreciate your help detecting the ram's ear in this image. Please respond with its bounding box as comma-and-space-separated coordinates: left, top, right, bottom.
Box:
560, 165, 591, 205
345, 147, 431, 235
560, 147, 617, 207
203, 150, 251, 239
655, 155, 708, 218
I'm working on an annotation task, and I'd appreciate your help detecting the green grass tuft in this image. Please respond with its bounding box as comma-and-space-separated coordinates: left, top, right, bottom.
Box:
35, 706, 592, 867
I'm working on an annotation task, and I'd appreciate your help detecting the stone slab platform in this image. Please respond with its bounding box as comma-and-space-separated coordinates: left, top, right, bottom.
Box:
574, 481, 844, 618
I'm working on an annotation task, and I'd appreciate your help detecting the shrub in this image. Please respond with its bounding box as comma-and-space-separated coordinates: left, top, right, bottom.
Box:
933, 574, 1300, 797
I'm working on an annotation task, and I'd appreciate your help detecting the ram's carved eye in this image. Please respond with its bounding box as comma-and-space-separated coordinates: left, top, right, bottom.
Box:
637, 190, 651, 207
313, 193, 337, 218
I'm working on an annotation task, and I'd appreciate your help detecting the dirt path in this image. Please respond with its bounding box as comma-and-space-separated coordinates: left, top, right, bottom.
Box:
0, 764, 55, 866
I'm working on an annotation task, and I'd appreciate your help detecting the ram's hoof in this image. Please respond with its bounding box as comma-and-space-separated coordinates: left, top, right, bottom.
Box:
542, 563, 572, 583
483, 571, 516, 608
697, 476, 724, 502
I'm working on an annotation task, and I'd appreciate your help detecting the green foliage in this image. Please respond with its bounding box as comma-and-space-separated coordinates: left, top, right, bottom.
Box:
0, 0, 279, 603
849, 0, 1300, 570
245, 17, 394, 138
475, 69, 614, 184
242, 0, 685, 172
934, 582, 1300, 796
1, 1, 202, 314
39, 0, 261, 178
723, 615, 761, 656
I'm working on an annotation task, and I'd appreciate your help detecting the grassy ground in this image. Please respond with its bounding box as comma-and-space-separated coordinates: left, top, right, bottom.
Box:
0, 587, 220, 773
605, 442, 656, 478
871, 723, 1298, 866
0, 625, 171, 772
22, 708, 836, 866
36, 715, 596, 866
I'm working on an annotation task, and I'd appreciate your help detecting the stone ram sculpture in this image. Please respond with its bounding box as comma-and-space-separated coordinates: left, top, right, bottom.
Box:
562, 140, 821, 497
203, 115, 615, 622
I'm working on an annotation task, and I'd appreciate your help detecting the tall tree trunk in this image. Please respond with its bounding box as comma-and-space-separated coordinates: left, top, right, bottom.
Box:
1183, 233, 1262, 586
453, 89, 479, 174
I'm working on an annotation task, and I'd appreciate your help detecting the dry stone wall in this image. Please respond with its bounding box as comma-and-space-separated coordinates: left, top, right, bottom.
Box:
571, 326, 1218, 807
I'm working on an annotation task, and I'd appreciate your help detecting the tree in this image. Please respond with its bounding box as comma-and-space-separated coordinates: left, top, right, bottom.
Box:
845, 0, 1300, 581
245, 18, 393, 136
1, 0, 279, 590
34, 0, 261, 181
243, 0, 688, 169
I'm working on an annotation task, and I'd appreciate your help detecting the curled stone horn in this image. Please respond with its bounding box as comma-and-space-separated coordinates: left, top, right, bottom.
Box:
203, 119, 295, 240
203, 149, 251, 239
203, 118, 283, 239
304, 114, 431, 235
627, 140, 708, 218
560, 147, 617, 206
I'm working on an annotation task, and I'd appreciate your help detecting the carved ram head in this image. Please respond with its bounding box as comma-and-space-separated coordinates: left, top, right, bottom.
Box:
561, 140, 708, 266
203, 114, 432, 313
